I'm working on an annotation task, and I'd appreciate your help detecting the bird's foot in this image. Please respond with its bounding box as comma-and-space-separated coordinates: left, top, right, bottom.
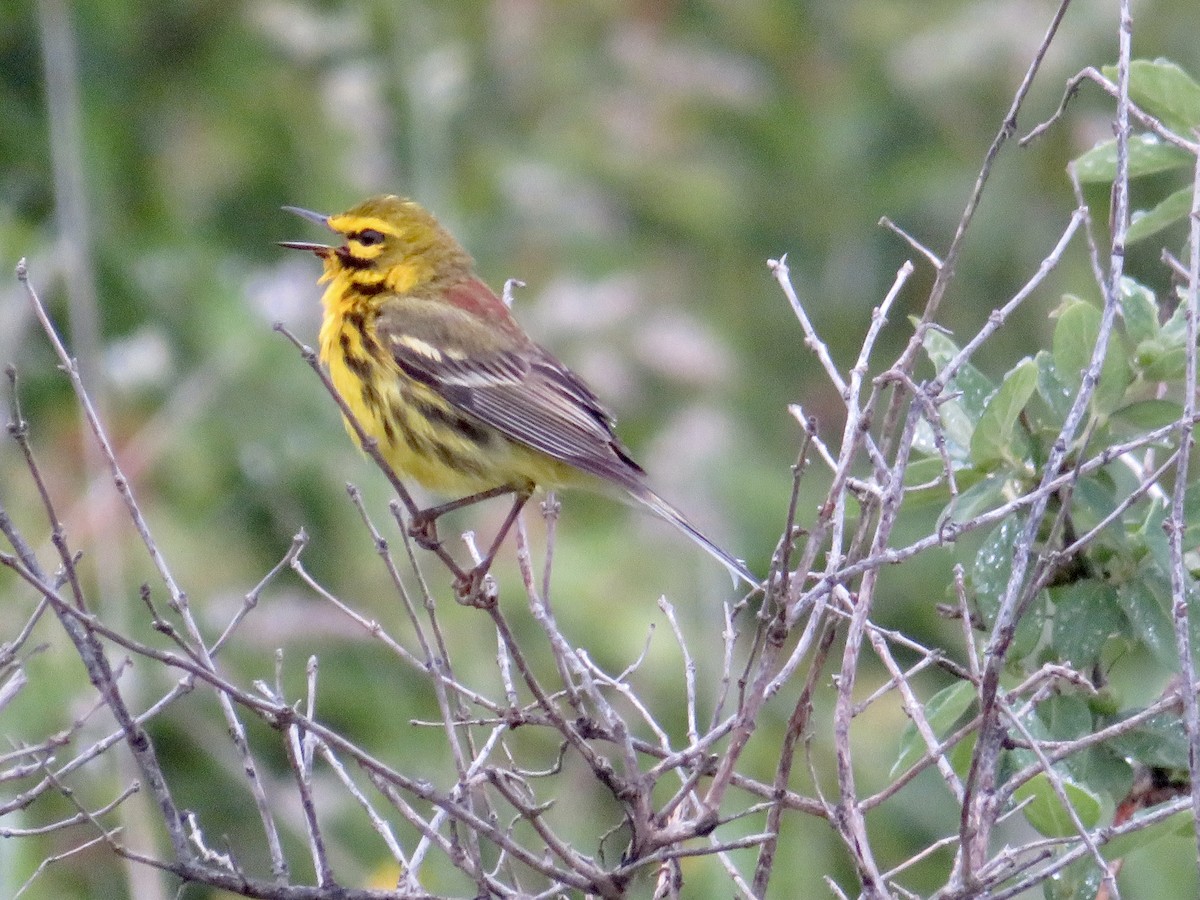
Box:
454, 565, 498, 608
407, 511, 442, 550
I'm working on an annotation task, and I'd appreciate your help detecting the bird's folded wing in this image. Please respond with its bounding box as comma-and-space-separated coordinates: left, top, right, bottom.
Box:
375, 292, 645, 488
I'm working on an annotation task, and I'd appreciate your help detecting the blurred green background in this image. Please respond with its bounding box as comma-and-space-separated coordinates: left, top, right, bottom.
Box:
2, 0, 1198, 897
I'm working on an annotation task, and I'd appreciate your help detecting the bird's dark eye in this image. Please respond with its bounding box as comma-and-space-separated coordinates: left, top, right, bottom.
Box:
356, 229, 385, 247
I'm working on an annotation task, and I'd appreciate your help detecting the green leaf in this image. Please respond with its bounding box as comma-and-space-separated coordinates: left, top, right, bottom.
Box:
1139, 301, 1192, 381
1106, 712, 1189, 769
1128, 187, 1194, 245
901, 455, 951, 487
1044, 857, 1105, 900
913, 411, 973, 466
1118, 278, 1159, 344
1070, 476, 1124, 548
973, 518, 1022, 626
1039, 693, 1093, 742
1077, 743, 1134, 801
946, 473, 1008, 523
921, 327, 994, 417
1110, 399, 1184, 435
1118, 558, 1200, 665
1103, 808, 1193, 859
1035, 350, 1074, 424
1115, 578, 1176, 668
1184, 481, 1200, 547
1161, 300, 1190, 345
1138, 499, 1173, 576
1138, 339, 1187, 381
916, 329, 997, 462
940, 401, 977, 462
1013, 590, 1047, 660
948, 730, 976, 779
1014, 772, 1102, 838
1051, 298, 1130, 415
890, 681, 975, 778
1103, 59, 1200, 135
970, 358, 1037, 467
1072, 133, 1192, 183
1053, 298, 1096, 388
915, 328, 985, 461
1094, 329, 1130, 415
1050, 581, 1125, 668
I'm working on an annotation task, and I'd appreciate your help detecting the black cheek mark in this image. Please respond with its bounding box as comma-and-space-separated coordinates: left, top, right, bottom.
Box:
351, 281, 386, 297
335, 247, 373, 270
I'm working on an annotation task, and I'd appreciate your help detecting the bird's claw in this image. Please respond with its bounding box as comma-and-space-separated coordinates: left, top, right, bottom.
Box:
455, 566, 498, 608
408, 512, 441, 550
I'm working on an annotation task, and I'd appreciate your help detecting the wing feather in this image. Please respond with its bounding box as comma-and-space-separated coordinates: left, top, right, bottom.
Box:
375, 291, 645, 490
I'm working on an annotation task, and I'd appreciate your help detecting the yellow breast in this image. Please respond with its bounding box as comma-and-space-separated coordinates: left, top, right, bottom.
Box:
317, 284, 580, 495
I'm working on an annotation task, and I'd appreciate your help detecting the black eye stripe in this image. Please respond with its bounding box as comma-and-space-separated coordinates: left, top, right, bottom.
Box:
352, 229, 385, 246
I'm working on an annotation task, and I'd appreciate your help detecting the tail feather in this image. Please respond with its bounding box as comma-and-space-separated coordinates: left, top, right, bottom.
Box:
633, 489, 758, 587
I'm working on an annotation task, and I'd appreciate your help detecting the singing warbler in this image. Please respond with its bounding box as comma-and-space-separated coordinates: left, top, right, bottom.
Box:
281, 195, 754, 586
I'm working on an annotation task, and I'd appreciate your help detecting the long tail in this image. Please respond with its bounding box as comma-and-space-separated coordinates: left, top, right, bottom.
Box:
633, 488, 758, 587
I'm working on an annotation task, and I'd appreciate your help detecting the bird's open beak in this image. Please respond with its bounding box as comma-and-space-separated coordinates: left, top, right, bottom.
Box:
279, 205, 334, 256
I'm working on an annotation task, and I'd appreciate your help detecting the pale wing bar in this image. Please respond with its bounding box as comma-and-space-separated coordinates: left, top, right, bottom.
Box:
386, 333, 646, 489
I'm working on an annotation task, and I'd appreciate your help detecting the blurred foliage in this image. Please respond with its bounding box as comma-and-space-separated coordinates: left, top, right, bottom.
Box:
910, 59, 1200, 896
2, 0, 1200, 897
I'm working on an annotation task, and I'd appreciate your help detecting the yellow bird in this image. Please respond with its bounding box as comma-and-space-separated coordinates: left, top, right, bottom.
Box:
281, 195, 755, 591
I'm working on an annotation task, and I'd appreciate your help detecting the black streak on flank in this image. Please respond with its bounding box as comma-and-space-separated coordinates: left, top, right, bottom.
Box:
415, 400, 491, 446
432, 440, 484, 477
360, 380, 382, 411
389, 401, 422, 453
343, 352, 373, 380
363, 336, 388, 364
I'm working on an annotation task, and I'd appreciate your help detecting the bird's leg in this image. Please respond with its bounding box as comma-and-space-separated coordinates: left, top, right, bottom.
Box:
456, 488, 533, 604
408, 483, 523, 550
